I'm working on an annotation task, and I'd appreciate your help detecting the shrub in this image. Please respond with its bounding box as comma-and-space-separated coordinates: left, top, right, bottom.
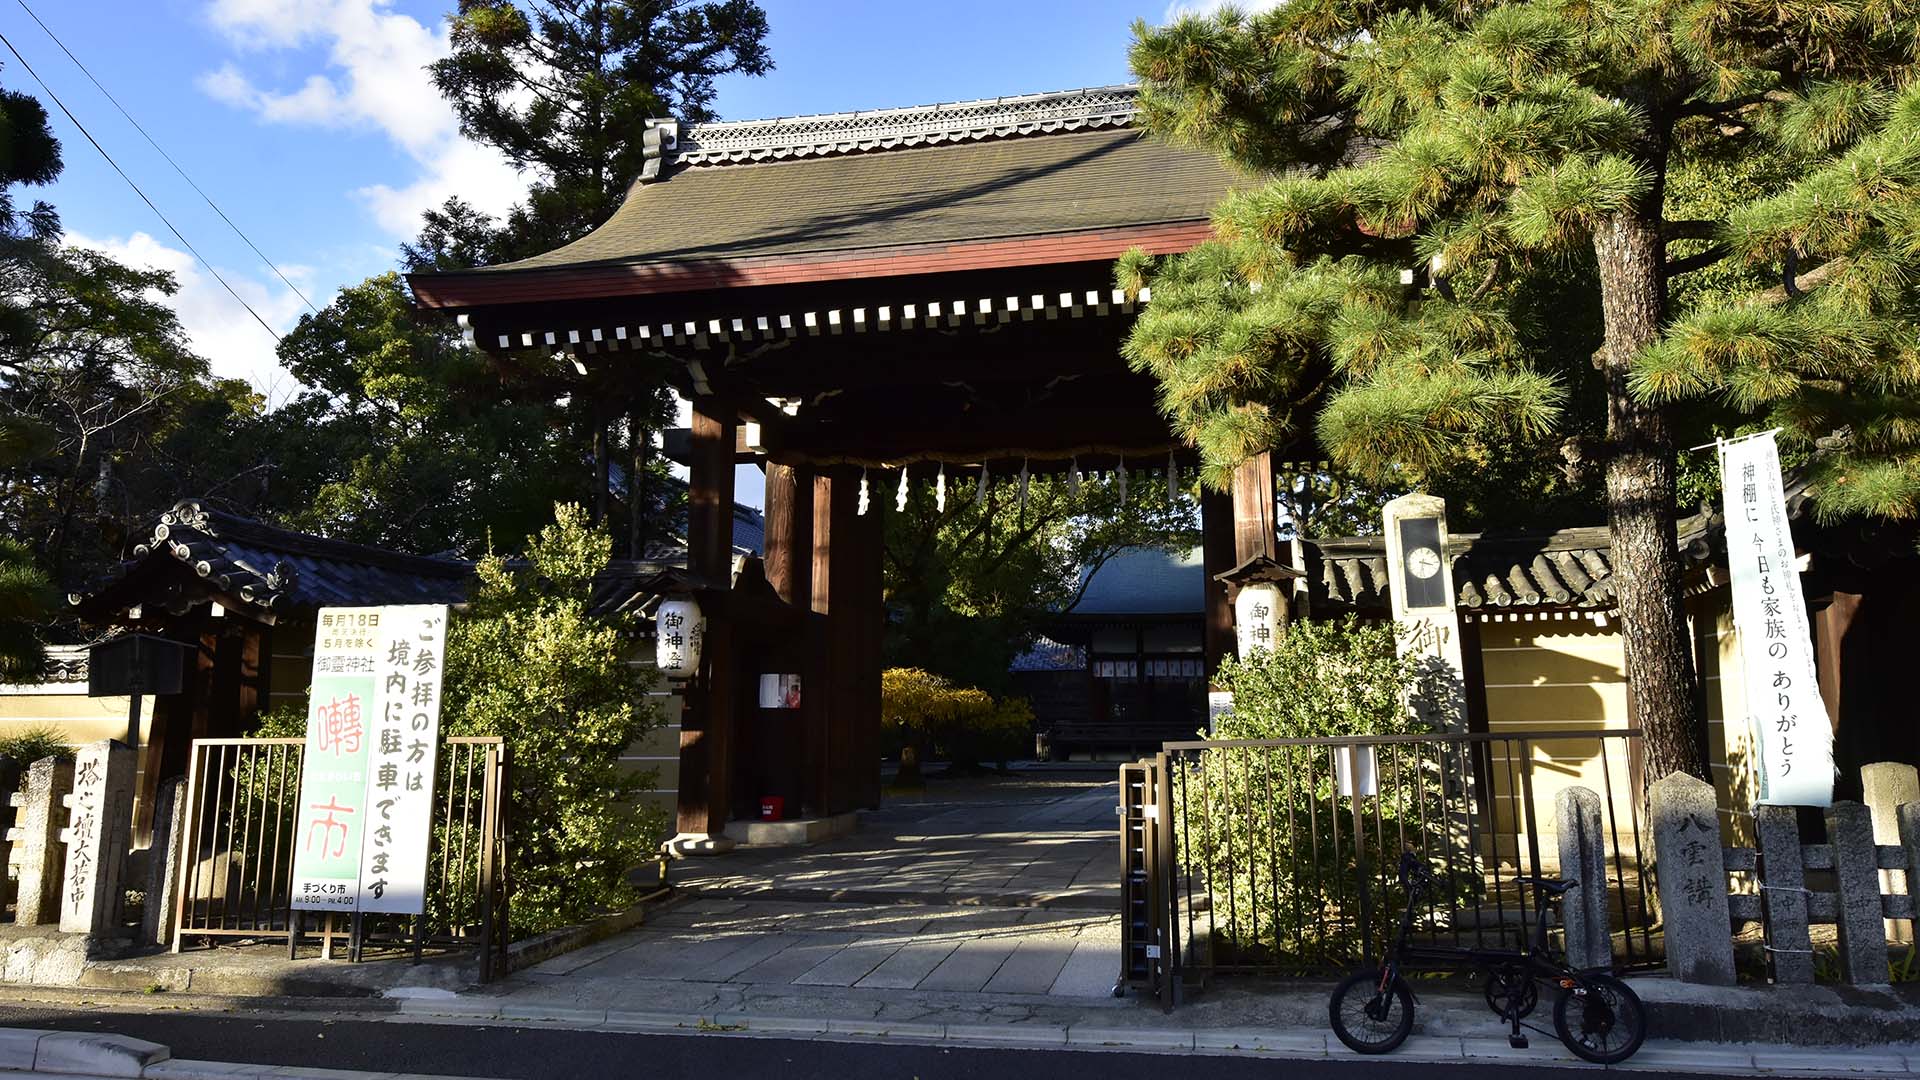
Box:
881, 667, 1033, 782
0, 725, 69, 764
1180, 615, 1463, 966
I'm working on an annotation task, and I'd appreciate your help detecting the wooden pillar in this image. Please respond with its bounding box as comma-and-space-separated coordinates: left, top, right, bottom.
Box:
1231, 450, 1286, 632
810, 467, 883, 814
628, 409, 648, 558
765, 463, 814, 611
592, 419, 610, 525
675, 399, 737, 837
1201, 486, 1235, 676
809, 471, 838, 815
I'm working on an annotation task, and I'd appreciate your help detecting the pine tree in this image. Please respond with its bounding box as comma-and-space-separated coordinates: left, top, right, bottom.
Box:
430, 0, 772, 257
1122, 2, 1920, 785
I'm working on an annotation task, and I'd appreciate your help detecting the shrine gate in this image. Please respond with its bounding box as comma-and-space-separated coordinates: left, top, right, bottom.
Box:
409, 86, 1293, 849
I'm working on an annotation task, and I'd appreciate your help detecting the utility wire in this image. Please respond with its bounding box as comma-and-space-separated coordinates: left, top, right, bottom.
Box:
0, 29, 284, 342
16, 0, 320, 315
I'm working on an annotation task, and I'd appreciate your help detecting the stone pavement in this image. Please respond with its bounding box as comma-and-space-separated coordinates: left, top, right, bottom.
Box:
670, 774, 1121, 908
499, 774, 1129, 1011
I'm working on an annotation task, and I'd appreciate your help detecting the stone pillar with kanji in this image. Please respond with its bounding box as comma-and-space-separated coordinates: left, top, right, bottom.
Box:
59, 740, 136, 934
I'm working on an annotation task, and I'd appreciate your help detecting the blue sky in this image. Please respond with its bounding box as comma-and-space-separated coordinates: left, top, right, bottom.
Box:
6, 0, 1236, 504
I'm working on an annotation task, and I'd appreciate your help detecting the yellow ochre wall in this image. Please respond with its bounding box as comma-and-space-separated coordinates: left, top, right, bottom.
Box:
0, 686, 157, 821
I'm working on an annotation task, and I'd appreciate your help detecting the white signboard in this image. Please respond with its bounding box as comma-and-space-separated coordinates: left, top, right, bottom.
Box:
1720, 434, 1833, 806
290, 605, 449, 913
357, 605, 449, 913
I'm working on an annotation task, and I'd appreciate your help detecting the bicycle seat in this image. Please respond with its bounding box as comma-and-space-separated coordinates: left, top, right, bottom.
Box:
1524, 876, 1578, 895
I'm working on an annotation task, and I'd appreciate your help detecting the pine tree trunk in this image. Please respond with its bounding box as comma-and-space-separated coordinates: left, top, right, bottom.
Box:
1592, 208, 1710, 785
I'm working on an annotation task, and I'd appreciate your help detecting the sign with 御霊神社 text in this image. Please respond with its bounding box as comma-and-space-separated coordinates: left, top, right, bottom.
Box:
1719, 433, 1833, 806
289, 605, 450, 913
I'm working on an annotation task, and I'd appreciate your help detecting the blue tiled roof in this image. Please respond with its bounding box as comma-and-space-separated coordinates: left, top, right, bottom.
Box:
1069, 546, 1204, 617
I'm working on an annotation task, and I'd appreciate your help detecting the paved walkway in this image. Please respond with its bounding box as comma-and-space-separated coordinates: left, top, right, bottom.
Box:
503, 773, 1125, 1012
673, 775, 1120, 908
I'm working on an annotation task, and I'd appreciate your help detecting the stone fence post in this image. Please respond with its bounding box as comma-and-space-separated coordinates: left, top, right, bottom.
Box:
1555, 785, 1611, 969
59, 741, 136, 935
1862, 762, 1919, 944
1755, 804, 1814, 985
142, 778, 187, 947
1651, 772, 1735, 985
7, 756, 73, 925
1825, 800, 1890, 986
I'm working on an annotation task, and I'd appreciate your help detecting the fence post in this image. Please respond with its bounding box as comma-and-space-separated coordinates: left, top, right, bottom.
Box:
7, 756, 73, 925
1555, 785, 1611, 969
1900, 801, 1920, 955
1825, 800, 1890, 986
142, 778, 187, 947
1755, 804, 1814, 985
1651, 772, 1735, 985
1861, 763, 1918, 945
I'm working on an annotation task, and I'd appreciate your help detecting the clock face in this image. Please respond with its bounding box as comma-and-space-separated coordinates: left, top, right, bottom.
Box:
1407, 546, 1442, 580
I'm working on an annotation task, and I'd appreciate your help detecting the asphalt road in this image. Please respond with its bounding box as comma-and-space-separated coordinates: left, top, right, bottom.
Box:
0, 1002, 1739, 1079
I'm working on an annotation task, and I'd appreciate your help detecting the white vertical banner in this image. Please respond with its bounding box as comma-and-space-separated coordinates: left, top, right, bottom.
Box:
1720, 433, 1833, 806
357, 605, 450, 914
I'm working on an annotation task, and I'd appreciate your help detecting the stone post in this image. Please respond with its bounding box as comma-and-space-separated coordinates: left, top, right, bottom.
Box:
58, 741, 136, 935
1555, 785, 1612, 970
1824, 800, 1890, 986
0, 755, 21, 911
1754, 804, 1814, 985
142, 778, 187, 947
1650, 772, 1735, 985
1900, 802, 1920, 958
1861, 762, 1919, 944
7, 756, 73, 925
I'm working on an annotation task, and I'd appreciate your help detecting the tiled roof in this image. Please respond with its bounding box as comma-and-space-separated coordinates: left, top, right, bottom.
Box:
1069, 547, 1206, 617
450, 107, 1246, 274
1309, 513, 1719, 613
1010, 635, 1086, 672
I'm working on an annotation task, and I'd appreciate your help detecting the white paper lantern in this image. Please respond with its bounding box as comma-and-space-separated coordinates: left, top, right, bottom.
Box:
1233, 582, 1284, 657
655, 597, 705, 678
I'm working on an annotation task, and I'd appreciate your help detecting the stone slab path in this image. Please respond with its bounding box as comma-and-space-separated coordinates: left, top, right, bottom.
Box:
492, 773, 1127, 1019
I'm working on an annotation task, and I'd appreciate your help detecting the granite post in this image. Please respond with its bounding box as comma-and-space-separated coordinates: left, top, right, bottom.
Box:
142, 777, 187, 947
1755, 804, 1815, 984
0, 755, 21, 912
7, 756, 73, 925
58, 740, 135, 935
1651, 772, 1735, 985
1555, 785, 1612, 969
1825, 800, 1890, 986
1900, 801, 1920, 957
1861, 762, 1919, 944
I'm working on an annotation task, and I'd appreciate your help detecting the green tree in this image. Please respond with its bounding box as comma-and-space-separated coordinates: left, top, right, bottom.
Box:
884, 472, 1198, 694
260, 273, 582, 556
442, 503, 663, 933
430, 0, 772, 259
1121, 2, 1919, 784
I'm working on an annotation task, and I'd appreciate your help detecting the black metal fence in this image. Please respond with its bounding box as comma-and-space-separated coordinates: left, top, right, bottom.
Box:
1122, 729, 1655, 1005
172, 736, 509, 978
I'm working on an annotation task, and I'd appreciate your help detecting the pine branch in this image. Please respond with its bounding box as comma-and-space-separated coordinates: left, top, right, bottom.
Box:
1674, 93, 1773, 119
1665, 245, 1733, 277
1759, 256, 1849, 304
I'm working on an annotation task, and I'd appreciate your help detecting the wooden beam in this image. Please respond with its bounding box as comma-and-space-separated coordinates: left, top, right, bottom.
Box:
764, 463, 812, 611
1202, 486, 1235, 680
676, 398, 739, 837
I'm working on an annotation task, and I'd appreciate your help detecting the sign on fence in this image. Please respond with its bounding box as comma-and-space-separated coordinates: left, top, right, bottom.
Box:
290, 605, 450, 913
1718, 433, 1833, 806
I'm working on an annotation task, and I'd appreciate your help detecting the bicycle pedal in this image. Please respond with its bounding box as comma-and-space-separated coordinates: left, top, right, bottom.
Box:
1508, 1034, 1529, 1049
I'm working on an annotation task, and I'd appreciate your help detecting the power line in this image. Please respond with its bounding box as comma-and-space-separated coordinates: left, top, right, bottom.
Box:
16, 0, 320, 315
0, 29, 284, 343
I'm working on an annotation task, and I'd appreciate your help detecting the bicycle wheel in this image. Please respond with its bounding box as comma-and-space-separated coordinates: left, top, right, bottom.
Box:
1552, 972, 1646, 1064
1329, 970, 1415, 1054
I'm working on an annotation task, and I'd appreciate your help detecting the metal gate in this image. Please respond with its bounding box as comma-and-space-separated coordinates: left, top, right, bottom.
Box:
1119, 729, 1656, 1005
172, 736, 509, 978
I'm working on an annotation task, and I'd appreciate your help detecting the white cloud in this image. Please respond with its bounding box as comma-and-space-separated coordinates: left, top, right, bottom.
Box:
200, 0, 525, 236
67, 230, 307, 405
1161, 0, 1287, 21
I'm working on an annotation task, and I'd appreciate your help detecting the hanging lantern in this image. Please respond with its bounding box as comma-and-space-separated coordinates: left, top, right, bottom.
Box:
655, 596, 705, 678
857, 468, 870, 516
1233, 582, 1284, 658
935, 465, 947, 511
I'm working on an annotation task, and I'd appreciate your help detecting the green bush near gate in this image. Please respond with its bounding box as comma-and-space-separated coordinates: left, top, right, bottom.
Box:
248, 504, 665, 938
1182, 616, 1463, 968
